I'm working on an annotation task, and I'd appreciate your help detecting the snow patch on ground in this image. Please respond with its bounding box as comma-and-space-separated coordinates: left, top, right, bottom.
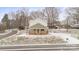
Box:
50, 33, 79, 44
18, 32, 79, 44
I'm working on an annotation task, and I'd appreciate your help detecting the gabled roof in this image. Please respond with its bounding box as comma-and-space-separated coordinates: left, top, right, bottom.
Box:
30, 23, 48, 29
29, 18, 47, 27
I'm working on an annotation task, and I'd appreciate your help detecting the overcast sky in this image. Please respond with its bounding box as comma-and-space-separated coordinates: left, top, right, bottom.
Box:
0, 7, 66, 22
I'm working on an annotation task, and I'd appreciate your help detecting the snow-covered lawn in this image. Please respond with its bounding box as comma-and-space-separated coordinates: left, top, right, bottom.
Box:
17, 33, 66, 44
0, 32, 66, 45
18, 32, 79, 44
49, 33, 79, 44
0, 29, 79, 45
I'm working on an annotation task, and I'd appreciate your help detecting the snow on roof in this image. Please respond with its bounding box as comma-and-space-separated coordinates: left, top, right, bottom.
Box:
29, 18, 47, 27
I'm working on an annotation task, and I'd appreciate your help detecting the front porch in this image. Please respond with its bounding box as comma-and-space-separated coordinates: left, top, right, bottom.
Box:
29, 29, 48, 35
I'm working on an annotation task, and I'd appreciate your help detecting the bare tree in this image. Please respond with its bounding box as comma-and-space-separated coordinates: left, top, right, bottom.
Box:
66, 16, 70, 32
43, 7, 59, 28
9, 8, 29, 29
66, 7, 79, 25
30, 10, 45, 19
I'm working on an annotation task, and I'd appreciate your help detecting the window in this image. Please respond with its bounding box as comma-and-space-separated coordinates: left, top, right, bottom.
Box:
37, 29, 39, 33
41, 29, 44, 31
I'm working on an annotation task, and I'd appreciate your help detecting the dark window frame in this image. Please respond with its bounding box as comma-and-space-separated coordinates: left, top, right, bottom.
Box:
33, 29, 36, 31
41, 29, 44, 31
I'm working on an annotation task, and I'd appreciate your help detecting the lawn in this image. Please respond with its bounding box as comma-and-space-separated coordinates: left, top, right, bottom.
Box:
49, 29, 79, 39
0, 29, 79, 45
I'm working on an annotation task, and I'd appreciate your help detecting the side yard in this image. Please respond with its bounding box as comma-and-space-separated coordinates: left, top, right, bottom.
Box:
49, 29, 79, 39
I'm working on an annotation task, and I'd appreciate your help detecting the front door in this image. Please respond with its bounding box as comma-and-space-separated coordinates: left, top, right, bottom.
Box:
37, 29, 39, 34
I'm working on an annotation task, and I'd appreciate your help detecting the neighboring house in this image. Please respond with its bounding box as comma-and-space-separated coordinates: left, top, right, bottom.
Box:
29, 18, 48, 35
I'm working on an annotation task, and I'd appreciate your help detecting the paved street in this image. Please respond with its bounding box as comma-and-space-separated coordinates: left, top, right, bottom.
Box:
0, 30, 17, 39
0, 44, 79, 51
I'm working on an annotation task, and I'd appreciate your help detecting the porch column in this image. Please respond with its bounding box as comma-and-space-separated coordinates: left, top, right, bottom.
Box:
36, 29, 37, 34
39, 29, 41, 34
